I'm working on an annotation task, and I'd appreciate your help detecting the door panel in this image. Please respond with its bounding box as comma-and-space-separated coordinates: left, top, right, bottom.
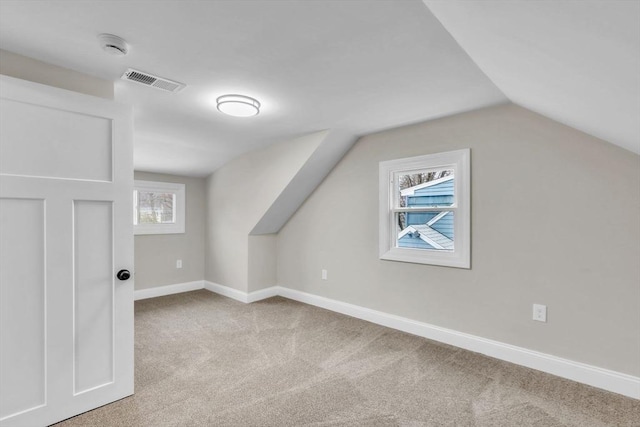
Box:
0, 75, 133, 427
73, 200, 114, 394
0, 99, 113, 181
0, 198, 46, 419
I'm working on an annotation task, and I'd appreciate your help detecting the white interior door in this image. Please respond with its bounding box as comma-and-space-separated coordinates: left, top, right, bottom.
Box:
0, 75, 134, 427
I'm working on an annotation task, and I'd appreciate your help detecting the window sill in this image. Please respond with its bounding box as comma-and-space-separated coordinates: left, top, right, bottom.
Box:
134, 225, 185, 235
380, 248, 470, 269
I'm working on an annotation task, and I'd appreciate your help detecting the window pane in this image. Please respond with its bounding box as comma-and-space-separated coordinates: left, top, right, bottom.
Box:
397, 169, 454, 208
396, 211, 454, 251
137, 191, 175, 224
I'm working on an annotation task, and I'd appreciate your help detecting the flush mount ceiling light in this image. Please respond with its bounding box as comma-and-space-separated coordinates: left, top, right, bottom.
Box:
98, 33, 129, 56
216, 94, 261, 117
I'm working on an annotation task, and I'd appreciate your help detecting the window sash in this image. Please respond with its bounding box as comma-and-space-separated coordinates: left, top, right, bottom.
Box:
392, 175, 456, 207
378, 149, 470, 269
133, 190, 178, 225
391, 206, 456, 213
133, 180, 185, 235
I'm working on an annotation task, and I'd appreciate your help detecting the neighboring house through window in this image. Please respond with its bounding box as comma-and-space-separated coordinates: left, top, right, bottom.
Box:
133, 180, 185, 235
379, 149, 470, 268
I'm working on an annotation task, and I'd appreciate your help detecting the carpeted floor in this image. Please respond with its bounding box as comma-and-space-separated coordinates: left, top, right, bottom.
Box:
55, 289, 639, 426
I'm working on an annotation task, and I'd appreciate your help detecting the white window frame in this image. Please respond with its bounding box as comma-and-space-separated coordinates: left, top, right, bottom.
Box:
379, 149, 470, 268
133, 180, 185, 235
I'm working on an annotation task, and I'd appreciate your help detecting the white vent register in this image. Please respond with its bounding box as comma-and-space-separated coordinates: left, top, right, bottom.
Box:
121, 68, 185, 93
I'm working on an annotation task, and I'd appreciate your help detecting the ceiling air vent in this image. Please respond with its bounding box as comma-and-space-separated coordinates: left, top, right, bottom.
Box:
121, 68, 185, 93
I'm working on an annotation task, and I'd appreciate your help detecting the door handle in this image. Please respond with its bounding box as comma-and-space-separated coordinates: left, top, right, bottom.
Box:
116, 270, 131, 281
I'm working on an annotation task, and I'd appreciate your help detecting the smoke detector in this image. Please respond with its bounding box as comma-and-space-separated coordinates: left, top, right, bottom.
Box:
98, 33, 129, 56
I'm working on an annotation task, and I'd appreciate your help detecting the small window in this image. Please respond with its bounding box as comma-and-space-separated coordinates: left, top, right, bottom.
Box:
379, 149, 470, 268
133, 180, 185, 235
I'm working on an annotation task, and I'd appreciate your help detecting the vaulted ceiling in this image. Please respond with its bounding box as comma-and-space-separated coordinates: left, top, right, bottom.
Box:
0, 1, 637, 177
425, 0, 640, 155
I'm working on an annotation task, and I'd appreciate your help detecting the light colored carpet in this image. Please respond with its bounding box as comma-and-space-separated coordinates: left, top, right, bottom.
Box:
55, 290, 639, 426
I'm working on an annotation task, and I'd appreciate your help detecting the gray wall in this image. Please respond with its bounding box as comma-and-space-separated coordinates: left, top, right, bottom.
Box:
0, 49, 114, 99
134, 171, 206, 290
205, 132, 324, 292
277, 104, 640, 376
9, 49, 635, 378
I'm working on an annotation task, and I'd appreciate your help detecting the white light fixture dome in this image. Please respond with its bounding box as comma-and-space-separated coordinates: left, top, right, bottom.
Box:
216, 94, 261, 117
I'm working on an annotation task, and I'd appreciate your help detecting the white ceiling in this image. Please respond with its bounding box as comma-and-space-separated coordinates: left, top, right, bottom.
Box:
0, 0, 505, 177
0, 1, 637, 178
425, 0, 640, 155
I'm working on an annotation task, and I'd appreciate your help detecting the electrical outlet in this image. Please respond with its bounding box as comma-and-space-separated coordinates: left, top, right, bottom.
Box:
533, 304, 547, 322
176, 259, 182, 269
321, 269, 328, 280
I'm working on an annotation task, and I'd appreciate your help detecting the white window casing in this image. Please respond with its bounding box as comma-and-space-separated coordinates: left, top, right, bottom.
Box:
133, 180, 185, 235
379, 149, 470, 268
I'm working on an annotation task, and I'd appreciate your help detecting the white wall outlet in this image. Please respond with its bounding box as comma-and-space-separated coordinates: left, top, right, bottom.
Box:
533, 304, 547, 322
176, 259, 182, 269
321, 269, 328, 280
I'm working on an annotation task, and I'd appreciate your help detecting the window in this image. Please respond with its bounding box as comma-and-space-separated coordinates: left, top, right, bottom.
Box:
133, 180, 185, 235
379, 149, 470, 268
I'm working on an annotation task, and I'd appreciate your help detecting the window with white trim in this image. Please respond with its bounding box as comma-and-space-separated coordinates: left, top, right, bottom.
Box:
133, 180, 185, 235
379, 149, 470, 268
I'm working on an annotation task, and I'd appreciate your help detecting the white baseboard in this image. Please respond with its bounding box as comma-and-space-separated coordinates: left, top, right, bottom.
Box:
145, 281, 638, 399
203, 281, 279, 303
204, 281, 249, 303
201, 282, 640, 399
247, 286, 279, 303
134, 280, 204, 301
277, 288, 640, 400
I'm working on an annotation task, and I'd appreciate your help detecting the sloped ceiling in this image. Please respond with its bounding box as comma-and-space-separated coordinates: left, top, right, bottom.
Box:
0, 0, 637, 178
424, 0, 640, 154
251, 130, 356, 235
0, 0, 505, 177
